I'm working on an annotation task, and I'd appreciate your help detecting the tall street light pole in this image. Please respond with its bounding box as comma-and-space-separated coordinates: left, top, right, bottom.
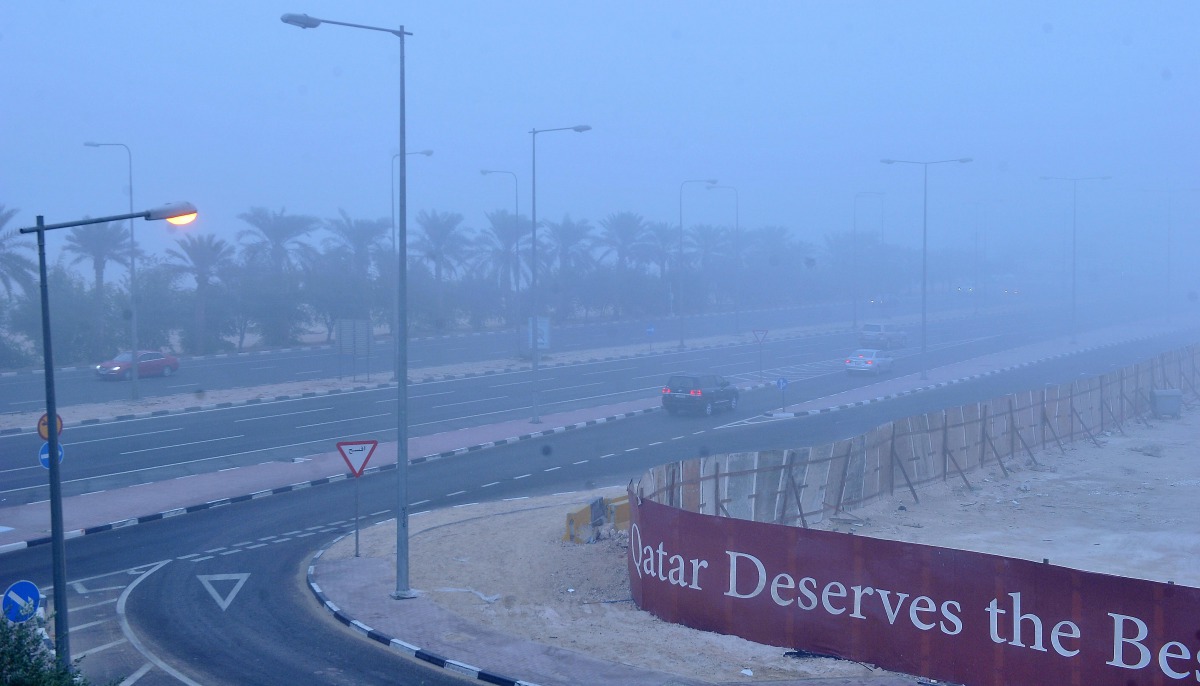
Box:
1140, 188, 1199, 323
83, 141, 140, 399
678, 178, 717, 349
1041, 176, 1110, 343
391, 150, 432, 377
481, 169, 520, 355
282, 11, 417, 599
529, 125, 590, 423
881, 158, 972, 380
852, 191, 884, 332
706, 184, 739, 333
19, 202, 197, 669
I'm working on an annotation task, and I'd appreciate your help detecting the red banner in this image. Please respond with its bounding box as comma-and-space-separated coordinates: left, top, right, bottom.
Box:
628, 493, 1200, 686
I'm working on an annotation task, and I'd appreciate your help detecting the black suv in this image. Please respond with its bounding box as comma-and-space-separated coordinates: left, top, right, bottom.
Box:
661, 374, 739, 416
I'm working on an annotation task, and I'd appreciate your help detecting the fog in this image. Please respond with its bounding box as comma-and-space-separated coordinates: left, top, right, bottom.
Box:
2, 1, 1197, 299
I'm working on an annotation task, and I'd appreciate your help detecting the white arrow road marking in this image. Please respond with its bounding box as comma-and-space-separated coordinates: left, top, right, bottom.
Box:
197, 574, 249, 611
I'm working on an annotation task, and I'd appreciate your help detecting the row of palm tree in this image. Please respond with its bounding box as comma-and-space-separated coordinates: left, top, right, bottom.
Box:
0, 200, 960, 369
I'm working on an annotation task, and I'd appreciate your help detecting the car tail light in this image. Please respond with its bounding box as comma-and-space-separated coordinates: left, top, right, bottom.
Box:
689, 389, 702, 396
662, 387, 670, 394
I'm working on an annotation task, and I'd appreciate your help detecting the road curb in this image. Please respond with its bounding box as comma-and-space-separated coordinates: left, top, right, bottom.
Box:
0, 406, 661, 555
306, 536, 532, 686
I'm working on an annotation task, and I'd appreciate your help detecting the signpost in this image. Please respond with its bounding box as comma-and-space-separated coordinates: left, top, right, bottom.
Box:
646, 325, 655, 352
39, 442, 64, 470
776, 377, 789, 411
337, 440, 378, 557
3, 580, 41, 624
38, 413, 62, 441
753, 329, 769, 381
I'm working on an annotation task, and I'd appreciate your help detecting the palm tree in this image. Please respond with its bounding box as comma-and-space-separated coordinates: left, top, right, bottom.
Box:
0, 205, 36, 302
411, 210, 470, 330
470, 210, 527, 326
166, 233, 235, 354
542, 214, 594, 320
595, 211, 647, 271
323, 209, 390, 323
236, 207, 319, 275
236, 207, 319, 346
63, 220, 130, 358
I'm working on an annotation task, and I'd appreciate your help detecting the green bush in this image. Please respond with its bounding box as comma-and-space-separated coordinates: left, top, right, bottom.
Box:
0, 618, 102, 685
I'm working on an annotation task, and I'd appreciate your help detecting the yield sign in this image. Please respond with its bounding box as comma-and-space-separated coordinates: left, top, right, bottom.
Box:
753, 329, 768, 343
337, 440, 378, 476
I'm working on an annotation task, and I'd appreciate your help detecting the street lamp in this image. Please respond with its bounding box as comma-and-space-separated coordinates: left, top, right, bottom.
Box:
706, 184, 739, 333
880, 157, 972, 380
391, 150, 432, 375
529, 125, 590, 423
283, 10, 417, 600
19, 202, 197, 669
83, 141, 143, 400
852, 191, 884, 331
481, 169, 520, 354
1040, 176, 1110, 343
678, 178, 717, 348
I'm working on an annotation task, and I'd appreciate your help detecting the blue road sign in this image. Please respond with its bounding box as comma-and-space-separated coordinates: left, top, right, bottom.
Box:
3, 580, 41, 623
646, 325, 655, 336
776, 377, 789, 390
39, 441, 64, 469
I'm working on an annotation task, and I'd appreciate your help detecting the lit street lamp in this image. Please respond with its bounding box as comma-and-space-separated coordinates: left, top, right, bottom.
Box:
529, 125, 590, 423
19, 202, 197, 669
283, 10, 417, 599
852, 191, 884, 332
83, 141, 143, 399
706, 184, 739, 333
881, 157, 972, 380
678, 178, 717, 348
1040, 175, 1110, 343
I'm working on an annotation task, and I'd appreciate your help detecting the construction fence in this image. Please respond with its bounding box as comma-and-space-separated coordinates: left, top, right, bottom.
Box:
633, 343, 1199, 527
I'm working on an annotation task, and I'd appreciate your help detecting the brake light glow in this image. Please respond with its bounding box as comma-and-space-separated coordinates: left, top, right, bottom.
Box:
662, 387, 670, 394
690, 390, 702, 396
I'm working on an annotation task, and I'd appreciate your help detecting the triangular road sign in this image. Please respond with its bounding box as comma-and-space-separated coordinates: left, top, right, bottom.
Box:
198, 573, 249, 611
337, 440, 378, 476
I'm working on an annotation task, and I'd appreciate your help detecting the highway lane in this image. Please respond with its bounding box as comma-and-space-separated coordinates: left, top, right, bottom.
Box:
1, 327, 1188, 685
0, 297, 978, 414
0, 307, 1146, 506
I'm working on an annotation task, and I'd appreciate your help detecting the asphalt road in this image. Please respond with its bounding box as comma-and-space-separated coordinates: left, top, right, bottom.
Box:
3, 305, 1186, 685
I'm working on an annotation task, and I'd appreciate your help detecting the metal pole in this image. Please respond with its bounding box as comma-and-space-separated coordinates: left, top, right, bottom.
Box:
123, 146, 139, 399
920, 163, 929, 380
391, 153, 399, 377
34, 218, 70, 667
530, 131, 541, 423
1070, 180, 1077, 344
393, 25, 413, 599
677, 183, 685, 349
852, 195, 859, 332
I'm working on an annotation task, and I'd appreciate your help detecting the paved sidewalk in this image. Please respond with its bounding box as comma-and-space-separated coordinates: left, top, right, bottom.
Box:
0, 320, 1185, 686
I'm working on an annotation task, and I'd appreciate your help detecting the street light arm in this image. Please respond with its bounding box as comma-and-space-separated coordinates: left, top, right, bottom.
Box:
281, 12, 410, 37
531, 124, 591, 135
19, 202, 197, 233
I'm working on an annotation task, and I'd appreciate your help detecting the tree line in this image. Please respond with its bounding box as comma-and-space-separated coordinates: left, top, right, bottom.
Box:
0, 201, 951, 370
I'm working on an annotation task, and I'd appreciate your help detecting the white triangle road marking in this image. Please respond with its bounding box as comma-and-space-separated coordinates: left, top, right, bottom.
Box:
197, 573, 249, 611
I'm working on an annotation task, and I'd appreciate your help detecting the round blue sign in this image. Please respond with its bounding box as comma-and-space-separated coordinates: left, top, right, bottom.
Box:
3, 580, 41, 623
39, 441, 64, 469
776, 377, 789, 390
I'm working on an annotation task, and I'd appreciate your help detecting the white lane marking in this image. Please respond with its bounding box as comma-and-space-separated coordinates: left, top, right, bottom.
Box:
544, 466, 561, 472
582, 367, 637, 376
410, 390, 455, 398
120, 435, 244, 455
234, 407, 332, 422
573, 460, 588, 465
514, 473, 531, 479
446, 490, 466, 497
601, 453, 615, 458
547, 382, 603, 392
482, 481, 500, 487
53, 428, 183, 446
489, 381, 528, 388
119, 662, 154, 684
76, 637, 128, 658
297, 412, 389, 428
671, 436, 686, 440
293, 370, 322, 376
411, 499, 430, 507
625, 447, 638, 452
431, 397, 507, 409
648, 441, 663, 446
117, 561, 204, 686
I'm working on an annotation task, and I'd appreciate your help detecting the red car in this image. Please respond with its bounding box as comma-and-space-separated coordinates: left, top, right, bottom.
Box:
95, 351, 180, 380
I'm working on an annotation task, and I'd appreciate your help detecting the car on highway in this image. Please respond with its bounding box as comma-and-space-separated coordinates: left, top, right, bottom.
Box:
858, 322, 907, 349
661, 374, 739, 416
95, 350, 180, 380
845, 349, 894, 375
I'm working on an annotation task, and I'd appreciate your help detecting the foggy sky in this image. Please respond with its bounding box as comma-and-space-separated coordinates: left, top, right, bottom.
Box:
3, 1, 1197, 287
